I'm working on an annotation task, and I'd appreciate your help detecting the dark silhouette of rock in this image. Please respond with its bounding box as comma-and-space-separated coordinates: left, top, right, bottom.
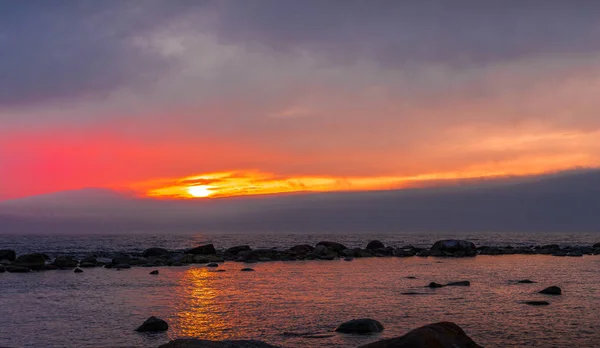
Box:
207, 263, 219, 267
344, 257, 354, 262
358, 322, 482, 348
80, 256, 98, 265
226, 245, 252, 255
593, 242, 600, 248
80, 262, 96, 268
539, 286, 562, 295
53, 256, 79, 268
394, 249, 416, 257
240, 268, 255, 272
135, 316, 169, 332
335, 318, 384, 334
73, 268, 83, 273
14, 253, 47, 270
427, 282, 445, 288
366, 240, 385, 250
150, 270, 159, 275
430, 240, 477, 257
523, 300, 550, 306
0, 249, 16, 261
567, 251, 583, 257
405, 276, 417, 279
0, 265, 5, 273
142, 248, 170, 258
446, 281, 470, 287
115, 264, 131, 269
188, 244, 217, 255
316, 241, 348, 252
289, 244, 314, 254
158, 339, 279, 348
517, 279, 536, 284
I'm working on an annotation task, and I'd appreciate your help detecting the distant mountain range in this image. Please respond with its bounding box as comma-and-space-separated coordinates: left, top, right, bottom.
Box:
1, 169, 599, 234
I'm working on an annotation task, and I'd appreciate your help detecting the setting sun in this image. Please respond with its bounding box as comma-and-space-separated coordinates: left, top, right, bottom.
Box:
187, 185, 212, 198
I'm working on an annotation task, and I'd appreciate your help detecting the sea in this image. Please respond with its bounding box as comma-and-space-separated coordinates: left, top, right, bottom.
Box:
1, 231, 599, 347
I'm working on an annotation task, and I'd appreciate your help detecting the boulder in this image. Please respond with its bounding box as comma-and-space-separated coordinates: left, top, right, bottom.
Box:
523, 301, 550, 306
366, 240, 385, 250
517, 279, 536, 284
188, 244, 217, 255
335, 318, 384, 334
446, 281, 470, 287
241, 268, 255, 272
313, 245, 329, 255
567, 251, 583, 257
52, 256, 79, 268
14, 253, 47, 270
289, 244, 314, 254
316, 241, 348, 253
430, 240, 477, 257
394, 249, 416, 257
344, 257, 354, 262
427, 282, 445, 288
0, 249, 16, 261
74, 268, 83, 273
225, 245, 252, 255
150, 270, 159, 275
135, 316, 169, 332
358, 322, 482, 348
80, 256, 98, 264
539, 286, 562, 295
593, 242, 600, 248
158, 339, 279, 348
142, 248, 170, 258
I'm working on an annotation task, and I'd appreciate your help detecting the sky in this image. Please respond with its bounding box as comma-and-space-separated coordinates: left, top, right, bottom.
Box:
1, 1, 600, 200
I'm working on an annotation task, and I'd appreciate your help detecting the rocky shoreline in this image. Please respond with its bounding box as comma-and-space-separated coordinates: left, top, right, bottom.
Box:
1, 239, 599, 273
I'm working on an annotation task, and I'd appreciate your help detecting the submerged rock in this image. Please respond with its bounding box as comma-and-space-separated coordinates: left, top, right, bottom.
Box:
14, 253, 47, 270
188, 244, 217, 255
135, 316, 169, 332
430, 240, 477, 257
539, 286, 562, 295
335, 318, 384, 334
150, 270, 159, 275
0, 249, 16, 262
366, 240, 385, 250
517, 279, 536, 284
358, 321, 482, 348
427, 282, 445, 288
142, 248, 170, 258
240, 268, 255, 272
523, 300, 550, 306
73, 268, 83, 273
158, 339, 279, 348
446, 281, 470, 287
316, 241, 348, 253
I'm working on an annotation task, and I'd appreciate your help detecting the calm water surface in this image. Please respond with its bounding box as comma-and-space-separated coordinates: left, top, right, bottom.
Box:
1, 255, 599, 347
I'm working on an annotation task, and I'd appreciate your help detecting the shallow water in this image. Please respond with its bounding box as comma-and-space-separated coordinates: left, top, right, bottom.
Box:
1, 255, 599, 347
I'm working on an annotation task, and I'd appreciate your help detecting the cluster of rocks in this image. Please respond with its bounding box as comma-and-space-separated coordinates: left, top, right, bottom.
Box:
2, 240, 599, 273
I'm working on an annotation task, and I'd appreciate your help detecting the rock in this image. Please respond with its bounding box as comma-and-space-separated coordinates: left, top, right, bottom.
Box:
192, 254, 224, 264
539, 286, 562, 295
366, 240, 385, 250
150, 270, 159, 275
427, 282, 445, 288
313, 245, 329, 255
523, 300, 550, 306
517, 279, 536, 284
14, 253, 47, 270
142, 248, 170, 258
416, 250, 430, 257
0, 265, 4, 272
225, 245, 252, 255
552, 251, 567, 257
80, 256, 98, 264
405, 276, 417, 279
344, 257, 354, 262
241, 268, 255, 272
316, 241, 347, 253
43, 264, 59, 270
135, 316, 169, 332
188, 244, 217, 255
80, 262, 96, 268
74, 268, 83, 273
158, 339, 279, 348
567, 251, 583, 257
340, 249, 357, 257
53, 256, 79, 268
593, 242, 600, 248
112, 254, 134, 265
207, 263, 219, 268
6, 266, 29, 273
0, 249, 16, 261
115, 264, 131, 269
430, 240, 477, 257
394, 249, 416, 257
446, 281, 470, 287
335, 318, 384, 334
358, 321, 482, 348
289, 244, 314, 254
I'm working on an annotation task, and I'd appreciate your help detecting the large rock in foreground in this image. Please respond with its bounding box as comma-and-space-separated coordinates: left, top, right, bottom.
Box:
358, 322, 482, 348
539, 286, 562, 295
14, 253, 47, 270
335, 318, 384, 334
430, 240, 477, 257
158, 339, 280, 348
366, 240, 385, 250
0, 249, 16, 261
135, 316, 169, 332
316, 241, 348, 253
188, 244, 217, 255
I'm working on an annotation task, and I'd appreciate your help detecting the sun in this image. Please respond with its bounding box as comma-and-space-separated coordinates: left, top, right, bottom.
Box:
187, 185, 212, 198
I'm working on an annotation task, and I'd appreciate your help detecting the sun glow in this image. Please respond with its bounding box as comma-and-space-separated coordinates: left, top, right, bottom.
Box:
187, 185, 212, 198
